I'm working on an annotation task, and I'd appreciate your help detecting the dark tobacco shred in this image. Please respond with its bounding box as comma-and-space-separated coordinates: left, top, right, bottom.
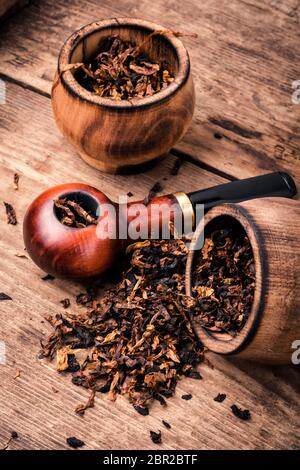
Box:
41, 274, 55, 281
60, 298, 71, 309
231, 404, 251, 421
14, 173, 19, 190
181, 393, 192, 400
143, 182, 163, 205
54, 198, 97, 228
40, 238, 204, 415
66, 437, 85, 449
76, 35, 174, 101
162, 420, 171, 429
127, 191, 134, 197
184, 370, 202, 380
214, 132, 223, 140
0, 293, 12, 301
3, 202, 17, 225
154, 393, 167, 406
170, 157, 183, 176
191, 225, 255, 334
214, 393, 226, 403
134, 405, 149, 416
150, 430, 162, 444
96, 380, 112, 394
1, 431, 19, 450
67, 354, 80, 373
76, 291, 94, 305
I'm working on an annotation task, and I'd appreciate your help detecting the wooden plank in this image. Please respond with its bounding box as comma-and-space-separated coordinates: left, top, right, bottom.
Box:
0, 83, 225, 198
0, 0, 300, 183
0, 0, 28, 21
0, 80, 299, 450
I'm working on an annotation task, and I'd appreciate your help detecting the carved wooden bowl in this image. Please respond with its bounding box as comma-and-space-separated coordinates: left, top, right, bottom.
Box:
51, 18, 195, 174
186, 197, 300, 364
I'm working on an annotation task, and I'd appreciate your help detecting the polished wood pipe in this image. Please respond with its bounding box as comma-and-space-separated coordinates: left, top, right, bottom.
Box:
23, 172, 296, 279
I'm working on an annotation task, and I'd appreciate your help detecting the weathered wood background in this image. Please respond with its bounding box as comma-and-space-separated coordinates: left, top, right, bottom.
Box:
0, 0, 28, 21
0, 0, 299, 450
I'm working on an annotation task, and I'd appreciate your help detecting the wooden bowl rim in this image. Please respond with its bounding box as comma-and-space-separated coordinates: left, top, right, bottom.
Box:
57, 17, 191, 110
185, 202, 266, 356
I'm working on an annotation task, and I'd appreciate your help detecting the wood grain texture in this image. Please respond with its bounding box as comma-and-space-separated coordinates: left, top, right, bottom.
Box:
0, 80, 300, 449
0, 0, 299, 450
0, 0, 28, 20
0, 80, 299, 450
0, 0, 299, 182
186, 197, 300, 364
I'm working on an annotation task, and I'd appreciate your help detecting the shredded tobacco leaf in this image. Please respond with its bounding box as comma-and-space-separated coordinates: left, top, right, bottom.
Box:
75, 389, 96, 416
214, 393, 226, 403
0, 293, 12, 301
60, 298, 71, 309
54, 198, 97, 228
13, 173, 19, 190
14, 252, 28, 259
75, 35, 174, 100
40, 238, 204, 416
1, 431, 19, 450
66, 437, 85, 449
13, 370, 21, 379
143, 181, 163, 205
181, 393, 192, 400
230, 404, 251, 421
191, 226, 255, 334
40, 224, 255, 417
150, 430, 162, 444
170, 157, 183, 176
3, 202, 17, 225
162, 420, 171, 429
214, 132, 223, 140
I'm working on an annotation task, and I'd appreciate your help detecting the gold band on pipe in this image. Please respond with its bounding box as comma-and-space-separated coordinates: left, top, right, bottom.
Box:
173, 192, 195, 229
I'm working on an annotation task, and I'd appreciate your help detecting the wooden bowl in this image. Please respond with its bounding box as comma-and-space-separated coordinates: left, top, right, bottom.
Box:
186, 197, 300, 364
51, 18, 195, 174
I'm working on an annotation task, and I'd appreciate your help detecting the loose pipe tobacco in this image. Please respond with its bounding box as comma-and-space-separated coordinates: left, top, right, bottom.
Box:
23, 172, 296, 279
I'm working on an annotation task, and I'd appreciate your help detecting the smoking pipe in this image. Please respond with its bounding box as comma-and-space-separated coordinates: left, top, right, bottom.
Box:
23, 172, 296, 279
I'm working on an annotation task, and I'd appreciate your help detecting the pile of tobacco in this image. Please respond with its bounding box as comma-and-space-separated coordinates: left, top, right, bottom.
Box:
75, 35, 174, 100
191, 226, 255, 334
41, 238, 203, 416
54, 198, 97, 228
40, 225, 255, 415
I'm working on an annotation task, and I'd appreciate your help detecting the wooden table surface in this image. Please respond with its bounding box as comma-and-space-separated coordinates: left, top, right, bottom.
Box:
0, 0, 299, 450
